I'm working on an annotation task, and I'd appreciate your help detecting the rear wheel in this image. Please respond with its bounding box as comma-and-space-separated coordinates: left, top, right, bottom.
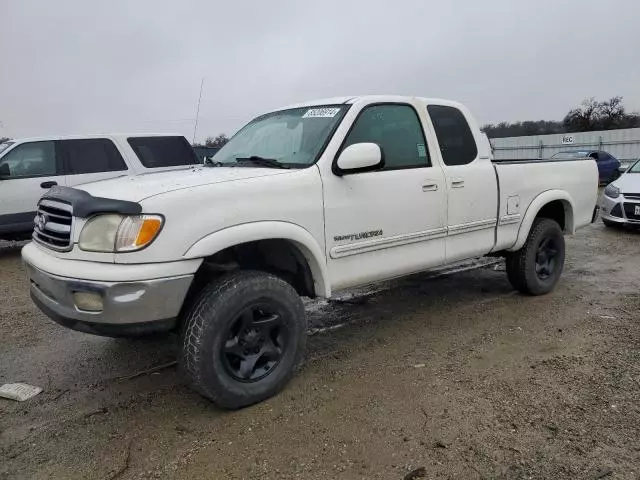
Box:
506, 218, 565, 295
180, 270, 306, 409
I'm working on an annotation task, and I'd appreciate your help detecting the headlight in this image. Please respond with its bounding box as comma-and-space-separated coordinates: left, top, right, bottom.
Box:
78, 214, 122, 252
79, 214, 163, 252
604, 184, 620, 199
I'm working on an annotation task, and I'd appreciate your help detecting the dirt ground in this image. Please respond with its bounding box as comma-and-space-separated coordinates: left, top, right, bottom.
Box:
1, 222, 639, 480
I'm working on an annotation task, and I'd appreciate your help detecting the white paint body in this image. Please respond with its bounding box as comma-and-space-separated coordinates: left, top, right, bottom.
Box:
0, 134, 196, 229
22, 96, 599, 300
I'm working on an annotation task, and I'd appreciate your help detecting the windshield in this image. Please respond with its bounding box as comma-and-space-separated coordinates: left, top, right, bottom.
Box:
0, 141, 14, 155
551, 151, 590, 159
628, 160, 640, 173
214, 105, 348, 167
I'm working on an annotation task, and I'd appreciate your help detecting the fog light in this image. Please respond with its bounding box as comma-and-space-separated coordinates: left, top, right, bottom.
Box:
73, 291, 103, 312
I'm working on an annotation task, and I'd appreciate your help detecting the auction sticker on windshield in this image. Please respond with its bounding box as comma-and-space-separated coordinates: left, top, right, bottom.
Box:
302, 108, 341, 118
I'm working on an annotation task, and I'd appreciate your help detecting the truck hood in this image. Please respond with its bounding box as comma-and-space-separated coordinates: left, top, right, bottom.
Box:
75, 166, 291, 203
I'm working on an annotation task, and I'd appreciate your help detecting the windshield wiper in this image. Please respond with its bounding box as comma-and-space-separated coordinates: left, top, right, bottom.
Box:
234, 156, 290, 169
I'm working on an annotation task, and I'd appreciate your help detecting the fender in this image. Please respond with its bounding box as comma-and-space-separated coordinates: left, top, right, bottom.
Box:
183, 221, 331, 298
507, 190, 575, 252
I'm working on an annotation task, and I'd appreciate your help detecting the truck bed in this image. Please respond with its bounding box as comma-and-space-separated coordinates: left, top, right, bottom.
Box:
492, 157, 598, 251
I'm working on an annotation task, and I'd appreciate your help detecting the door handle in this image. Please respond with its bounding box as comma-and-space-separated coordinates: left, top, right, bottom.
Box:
422, 183, 439, 192
40, 181, 57, 189
451, 178, 465, 188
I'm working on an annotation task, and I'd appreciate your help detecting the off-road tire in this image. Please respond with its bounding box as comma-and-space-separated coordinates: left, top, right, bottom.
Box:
180, 270, 306, 409
506, 218, 565, 296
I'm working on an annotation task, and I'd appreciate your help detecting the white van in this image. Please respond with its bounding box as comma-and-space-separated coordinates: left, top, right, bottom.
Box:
0, 134, 199, 239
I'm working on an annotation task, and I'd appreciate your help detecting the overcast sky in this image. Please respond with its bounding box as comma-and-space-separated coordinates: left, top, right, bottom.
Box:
1, 0, 639, 142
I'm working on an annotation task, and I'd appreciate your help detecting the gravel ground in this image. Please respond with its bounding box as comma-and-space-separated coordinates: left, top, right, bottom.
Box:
0, 223, 639, 479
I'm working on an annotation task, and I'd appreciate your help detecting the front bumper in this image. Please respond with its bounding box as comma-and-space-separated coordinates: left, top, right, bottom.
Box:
22, 243, 197, 336
599, 193, 640, 225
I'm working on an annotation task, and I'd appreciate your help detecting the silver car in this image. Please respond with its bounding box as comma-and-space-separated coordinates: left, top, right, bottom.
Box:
600, 159, 640, 227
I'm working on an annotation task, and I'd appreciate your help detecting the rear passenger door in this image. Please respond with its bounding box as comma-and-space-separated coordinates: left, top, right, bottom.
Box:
59, 139, 128, 187
426, 104, 498, 263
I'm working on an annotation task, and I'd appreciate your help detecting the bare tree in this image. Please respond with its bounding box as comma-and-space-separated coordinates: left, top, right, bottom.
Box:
597, 96, 626, 129
563, 97, 600, 132
483, 96, 640, 138
205, 134, 229, 148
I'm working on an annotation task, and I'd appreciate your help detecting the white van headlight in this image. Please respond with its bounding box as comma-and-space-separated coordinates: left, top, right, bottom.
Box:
79, 214, 163, 252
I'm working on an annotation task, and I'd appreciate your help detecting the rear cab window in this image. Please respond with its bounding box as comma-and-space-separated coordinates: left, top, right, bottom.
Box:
127, 136, 199, 168
427, 105, 478, 166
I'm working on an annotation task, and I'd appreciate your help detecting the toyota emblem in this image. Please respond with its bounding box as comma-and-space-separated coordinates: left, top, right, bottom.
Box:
34, 213, 48, 231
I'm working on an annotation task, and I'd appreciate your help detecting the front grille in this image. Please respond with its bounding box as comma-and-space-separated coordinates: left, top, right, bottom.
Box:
33, 199, 73, 251
623, 203, 640, 221
624, 193, 640, 200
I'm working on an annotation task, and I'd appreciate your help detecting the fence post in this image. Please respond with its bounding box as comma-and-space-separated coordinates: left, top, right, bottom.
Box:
539, 140, 544, 159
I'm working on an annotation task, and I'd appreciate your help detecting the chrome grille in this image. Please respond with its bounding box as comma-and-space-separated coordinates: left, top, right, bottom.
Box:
623, 193, 640, 200
33, 199, 73, 251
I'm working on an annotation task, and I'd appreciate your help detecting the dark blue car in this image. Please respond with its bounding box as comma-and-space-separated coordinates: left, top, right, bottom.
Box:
551, 150, 620, 183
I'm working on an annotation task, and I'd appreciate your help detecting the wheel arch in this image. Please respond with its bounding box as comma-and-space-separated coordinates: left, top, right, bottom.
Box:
508, 190, 575, 252
183, 222, 331, 298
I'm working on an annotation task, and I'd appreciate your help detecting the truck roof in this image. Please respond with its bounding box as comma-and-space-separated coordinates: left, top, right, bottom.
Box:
3, 133, 184, 144
281, 95, 467, 111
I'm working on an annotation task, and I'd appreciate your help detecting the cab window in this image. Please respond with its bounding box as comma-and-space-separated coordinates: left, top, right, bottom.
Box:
60, 139, 127, 174
342, 104, 430, 170
428, 105, 478, 166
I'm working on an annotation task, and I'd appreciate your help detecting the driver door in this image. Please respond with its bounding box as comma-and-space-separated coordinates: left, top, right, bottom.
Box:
0, 141, 66, 235
321, 102, 448, 290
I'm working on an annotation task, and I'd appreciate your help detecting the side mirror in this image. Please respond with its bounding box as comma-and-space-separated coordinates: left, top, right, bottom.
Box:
0, 163, 9, 177
334, 143, 383, 176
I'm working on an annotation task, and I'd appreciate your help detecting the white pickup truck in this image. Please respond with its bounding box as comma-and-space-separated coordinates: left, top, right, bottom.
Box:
22, 96, 599, 409
0, 134, 200, 239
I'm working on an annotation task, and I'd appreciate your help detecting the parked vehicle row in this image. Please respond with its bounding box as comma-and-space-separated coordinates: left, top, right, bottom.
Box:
600, 158, 640, 227
0, 135, 200, 239
21, 95, 599, 409
550, 150, 620, 183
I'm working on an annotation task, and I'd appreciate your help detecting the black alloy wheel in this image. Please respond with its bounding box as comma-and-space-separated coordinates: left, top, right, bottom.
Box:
535, 237, 559, 280
221, 304, 287, 382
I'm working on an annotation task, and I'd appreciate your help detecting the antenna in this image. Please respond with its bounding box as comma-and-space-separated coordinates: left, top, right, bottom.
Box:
192, 77, 204, 144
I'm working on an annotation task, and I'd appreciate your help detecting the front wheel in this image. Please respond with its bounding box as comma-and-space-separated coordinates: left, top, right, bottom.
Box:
180, 270, 306, 409
505, 218, 565, 295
